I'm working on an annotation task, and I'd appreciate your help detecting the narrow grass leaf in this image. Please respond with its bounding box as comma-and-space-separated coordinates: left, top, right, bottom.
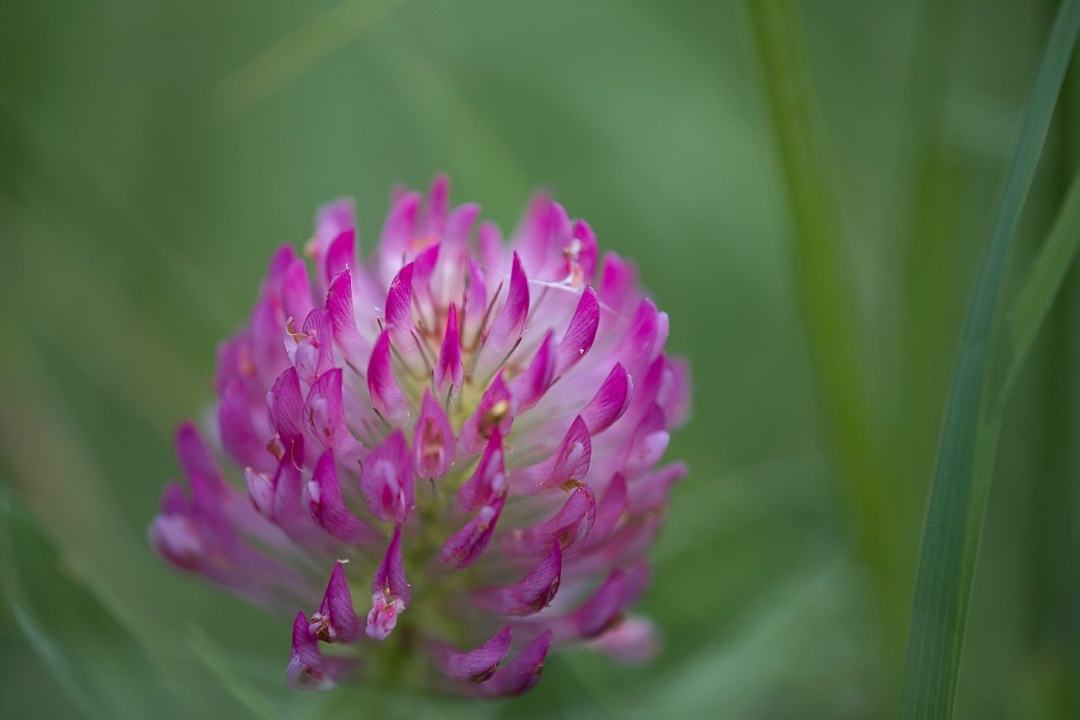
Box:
900, 3, 1080, 717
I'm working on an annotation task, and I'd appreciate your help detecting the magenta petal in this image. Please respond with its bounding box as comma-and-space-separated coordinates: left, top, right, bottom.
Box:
434, 303, 464, 393
218, 378, 268, 471
587, 473, 628, 549
413, 391, 455, 480
462, 259, 488, 347
269, 367, 305, 442
475, 544, 562, 616
567, 219, 598, 285
323, 229, 356, 286
481, 629, 552, 697
509, 331, 556, 414
305, 450, 378, 544
586, 615, 658, 665
441, 494, 505, 570
456, 430, 506, 513
366, 330, 409, 420
580, 363, 633, 434
282, 257, 315, 324
384, 262, 414, 330
511, 416, 592, 495
434, 625, 512, 683
457, 373, 513, 456
629, 462, 688, 514
303, 368, 345, 451
249, 295, 288, 390
367, 526, 410, 640
505, 486, 596, 556
262, 245, 297, 298
310, 561, 361, 643
476, 253, 529, 377
660, 356, 692, 428
556, 287, 599, 376
359, 430, 414, 524
599, 252, 638, 312
175, 422, 226, 508
287, 611, 353, 690
617, 298, 660, 375
325, 269, 370, 368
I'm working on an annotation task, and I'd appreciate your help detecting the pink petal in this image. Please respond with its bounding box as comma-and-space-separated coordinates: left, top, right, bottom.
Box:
413, 390, 455, 481
505, 485, 596, 556
511, 416, 592, 495
433, 626, 512, 683
441, 495, 505, 570
359, 430, 414, 524
555, 286, 599, 376
305, 449, 378, 544
456, 430, 506, 513
325, 269, 370, 369
580, 363, 633, 434
323, 229, 356, 287
281, 257, 315, 324
481, 630, 552, 697
509, 331, 556, 414
475, 253, 529, 379
268, 367, 305, 442
366, 330, 409, 420
310, 561, 361, 643
434, 303, 464, 393
474, 544, 562, 616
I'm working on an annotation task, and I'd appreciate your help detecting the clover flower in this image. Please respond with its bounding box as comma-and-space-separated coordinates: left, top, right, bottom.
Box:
150, 176, 690, 696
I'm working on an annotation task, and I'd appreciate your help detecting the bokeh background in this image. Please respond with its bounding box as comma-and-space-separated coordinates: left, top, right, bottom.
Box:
2, 1, 1078, 718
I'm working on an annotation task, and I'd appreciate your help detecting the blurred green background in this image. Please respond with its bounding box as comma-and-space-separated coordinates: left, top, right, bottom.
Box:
1, 1, 1078, 718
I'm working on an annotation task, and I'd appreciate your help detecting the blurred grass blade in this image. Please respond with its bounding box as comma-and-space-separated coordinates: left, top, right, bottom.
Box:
1005, 169, 1080, 401
900, 2, 1080, 718
0, 489, 182, 720
746, 0, 905, 654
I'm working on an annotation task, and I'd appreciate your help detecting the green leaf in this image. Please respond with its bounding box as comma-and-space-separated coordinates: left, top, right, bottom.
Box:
900, 3, 1080, 718
0, 488, 182, 720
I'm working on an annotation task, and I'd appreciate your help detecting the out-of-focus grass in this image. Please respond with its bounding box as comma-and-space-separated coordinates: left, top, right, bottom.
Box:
0, 1, 1077, 718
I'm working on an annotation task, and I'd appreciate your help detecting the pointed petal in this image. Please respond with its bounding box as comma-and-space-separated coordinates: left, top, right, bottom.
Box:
310, 561, 361, 643
510, 416, 592, 495
304, 368, 346, 451
505, 485, 595, 556
434, 303, 464, 393
218, 378, 269, 470
269, 367, 305, 442
360, 430, 414, 524
366, 330, 409, 420
628, 462, 688, 514
660, 356, 692, 428
587, 473, 628, 549
323, 229, 356, 287
556, 287, 599, 375
282, 257, 315, 324
456, 430, 506, 512
586, 615, 658, 665
305, 449, 379, 544
325, 269, 370, 368
434, 626, 512, 683
457, 372, 513, 456
413, 391, 455, 480
482, 630, 552, 697
475, 253, 529, 378
474, 544, 562, 616
367, 526, 410, 640
441, 495, 505, 569
509, 330, 556, 414
580, 363, 633, 434
384, 262, 414, 330
599, 252, 638, 313
287, 611, 353, 690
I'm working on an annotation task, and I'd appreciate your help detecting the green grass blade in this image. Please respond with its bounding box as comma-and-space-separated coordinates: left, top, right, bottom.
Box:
900, 2, 1080, 717
746, 0, 905, 653
1004, 169, 1080, 403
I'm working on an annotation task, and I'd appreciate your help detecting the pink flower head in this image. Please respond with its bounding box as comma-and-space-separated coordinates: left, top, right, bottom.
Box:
150, 176, 690, 696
